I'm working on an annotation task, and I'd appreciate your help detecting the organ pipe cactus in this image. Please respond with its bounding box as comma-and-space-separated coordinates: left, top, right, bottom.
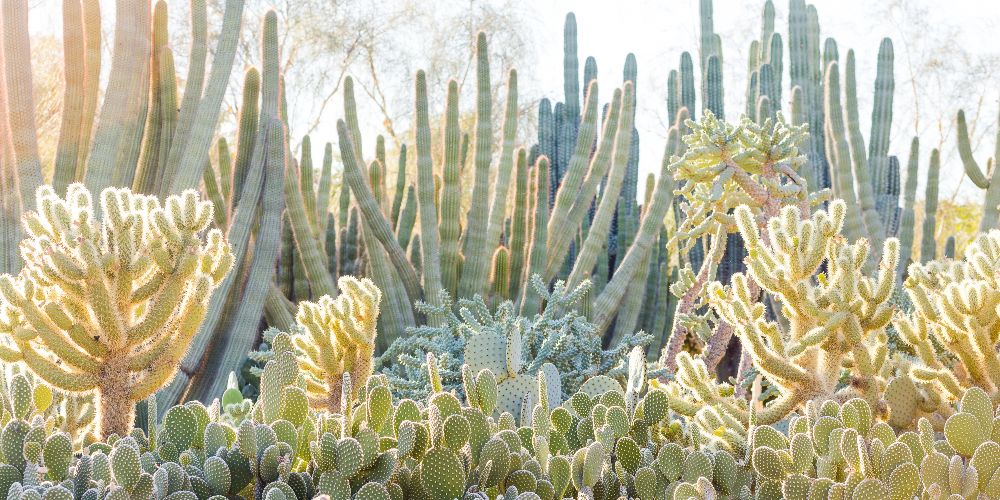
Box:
0, 184, 233, 438
956, 107, 1000, 231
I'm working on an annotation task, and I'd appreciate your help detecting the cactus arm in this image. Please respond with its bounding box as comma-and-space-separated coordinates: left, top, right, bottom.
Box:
81, 0, 151, 193
231, 68, 261, 206
2, 0, 45, 208
159, 120, 273, 411
76, 0, 102, 176
362, 161, 414, 349
823, 61, 868, 245
592, 140, 675, 332
218, 138, 232, 207
133, 3, 169, 194
166, 0, 244, 194
162, 0, 207, 187
544, 80, 601, 280
187, 120, 285, 403
52, 0, 86, 194
520, 157, 551, 316
896, 137, 919, 282
343, 76, 365, 165
299, 135, 317, 231
611, 174, 657, 343
414, 71, 444, 317
457, 33, 494, 299
317, 142, 334, 242
843, 50, 886, 245
568, 82, 636, 288
955, 109, 990, 189
285, 145, 335, 297
508, 150, 529, 297
920, 149, 941, 262
390, 144, 407, 228
479, 70, 520, 295
396, 185, 417, 252
337, 120, 422, 305
264, 283, 296, 332
439, 80, 463, 296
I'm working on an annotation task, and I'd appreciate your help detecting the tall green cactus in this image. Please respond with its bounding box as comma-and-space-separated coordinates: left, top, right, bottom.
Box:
920, 148, 941, 262
956, 108, 1000, 231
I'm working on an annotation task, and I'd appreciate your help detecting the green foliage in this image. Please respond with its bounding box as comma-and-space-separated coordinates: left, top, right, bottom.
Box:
376, 277, 651, 402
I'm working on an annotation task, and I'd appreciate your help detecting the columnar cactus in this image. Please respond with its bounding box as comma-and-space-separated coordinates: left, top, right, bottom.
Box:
0, 184, 233, 438
292, 276, 382, 412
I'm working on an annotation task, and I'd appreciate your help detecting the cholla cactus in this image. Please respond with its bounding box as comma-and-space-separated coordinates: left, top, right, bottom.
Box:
0, 184, 233, 438
893, 230, 1000, 422
662, 111, 831, 373
671, 200, 899, 426
293, 276, 381, 412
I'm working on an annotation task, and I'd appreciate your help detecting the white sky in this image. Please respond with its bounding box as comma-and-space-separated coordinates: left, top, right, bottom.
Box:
26, 0, 1000, 203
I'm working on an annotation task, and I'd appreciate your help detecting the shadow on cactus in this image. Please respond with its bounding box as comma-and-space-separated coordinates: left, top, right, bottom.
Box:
377, 276, 652, 403
0, 184, 233, 438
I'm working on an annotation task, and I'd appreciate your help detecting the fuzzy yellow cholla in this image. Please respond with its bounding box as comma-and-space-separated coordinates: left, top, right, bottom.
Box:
293, 276, 382, 412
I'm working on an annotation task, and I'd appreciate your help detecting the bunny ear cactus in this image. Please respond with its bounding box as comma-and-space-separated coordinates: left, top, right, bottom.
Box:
292, 276, 382, 412
0, 184, 233, 438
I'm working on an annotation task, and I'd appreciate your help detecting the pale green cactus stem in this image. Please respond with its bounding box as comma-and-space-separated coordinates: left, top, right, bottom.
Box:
478, 70, 520, 296
896, 137, 919, 282
508, 149, 529, 299
823, 61, 869, 246
165, 0, 245, 195
414, 70, 445, 322
299, 136, 317, 231
160, 116, 280, 410
920, 149, 940, 262
545, 87, 621, 283
316, 142, 334, 244
520, 157, 551, 316
439, 80, 463, 297
0, 184, 233, 438
544, 80, 601, 281
389, 144, 407, 229
956, 107, 1000, 231
611, 175, 657, 343
286, 135, 336, 298
842, 50, 886, 248
51, 0, 88, 194
591, 122, 674, 333
490, 247, 511, 308
134, 2, 176, 196
568, 82, 636, 288
230, 68, 261, 206
361, 159, 414, 346
337, 120, 422, 307
0, 0, 48, 210
457, 32, 496, 299
869, 38, 895, 230
186, 119, 286, 403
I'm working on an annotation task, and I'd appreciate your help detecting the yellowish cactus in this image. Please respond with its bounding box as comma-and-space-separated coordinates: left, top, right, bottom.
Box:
293, 276, 381, 412
894, 230, 1000, 421
670, 200, 899, 426
0, 184, 233, 438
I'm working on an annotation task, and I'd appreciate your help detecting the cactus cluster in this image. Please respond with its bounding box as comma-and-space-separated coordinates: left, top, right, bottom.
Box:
2, 1, 999, 499
0, 184, 233, 438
